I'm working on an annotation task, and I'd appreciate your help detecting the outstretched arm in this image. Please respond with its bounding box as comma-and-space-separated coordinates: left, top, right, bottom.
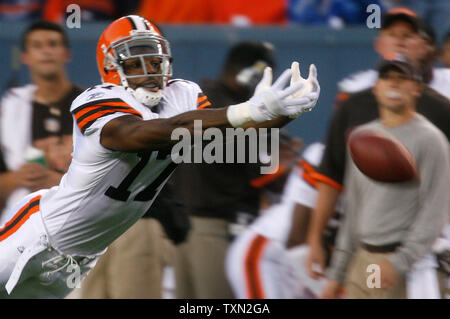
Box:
101, 63, 320, 152
100, 108, 229, 152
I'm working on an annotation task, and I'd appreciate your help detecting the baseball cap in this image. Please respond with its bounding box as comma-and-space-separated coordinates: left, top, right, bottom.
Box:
377, 53, 422, 82
381, 7, 421, 31
381, 7, 434, 44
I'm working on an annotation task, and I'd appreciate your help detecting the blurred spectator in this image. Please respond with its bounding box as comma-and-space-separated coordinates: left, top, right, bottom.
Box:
382, 0, 450, 40
0, 20, 82, 224
288, 0, 386, 28
439, 31, 450, 68
322, 55, 449, 298
168, 41, 279, 298
335, 8, 450, 99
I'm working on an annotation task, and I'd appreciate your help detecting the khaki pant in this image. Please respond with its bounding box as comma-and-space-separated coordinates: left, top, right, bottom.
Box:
174, 216, 234, 298
345, 248, 407, 299
79, 218, 174, 298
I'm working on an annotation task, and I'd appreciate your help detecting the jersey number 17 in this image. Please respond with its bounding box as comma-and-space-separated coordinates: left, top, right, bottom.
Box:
105, 151, 176, 202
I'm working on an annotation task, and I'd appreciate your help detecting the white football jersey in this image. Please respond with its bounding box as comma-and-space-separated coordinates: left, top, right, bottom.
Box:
250, 143, 344, 243
40, 80, 207, 256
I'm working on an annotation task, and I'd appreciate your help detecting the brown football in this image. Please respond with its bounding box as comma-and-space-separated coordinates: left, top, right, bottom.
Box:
347, 127, 418, 183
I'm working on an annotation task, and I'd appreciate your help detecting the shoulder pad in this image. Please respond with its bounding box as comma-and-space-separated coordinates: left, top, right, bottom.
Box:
166, 79, 210, 109
71, 84, 142, 135
71, 84, 129, 112
301, 143, 325, 167
167, 79, 202, 92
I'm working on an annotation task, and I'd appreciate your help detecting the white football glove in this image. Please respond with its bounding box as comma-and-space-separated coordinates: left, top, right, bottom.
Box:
287, 61, 320, 119
227, 66, 310, 127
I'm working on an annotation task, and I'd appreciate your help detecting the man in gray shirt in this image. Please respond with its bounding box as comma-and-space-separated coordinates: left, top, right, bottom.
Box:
322, 53, 450, 298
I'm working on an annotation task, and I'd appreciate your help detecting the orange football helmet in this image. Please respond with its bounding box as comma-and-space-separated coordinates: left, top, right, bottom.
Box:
96, 15, 172, 106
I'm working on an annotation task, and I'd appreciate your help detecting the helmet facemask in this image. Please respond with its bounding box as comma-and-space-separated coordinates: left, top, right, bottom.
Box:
102, 31, 172, 108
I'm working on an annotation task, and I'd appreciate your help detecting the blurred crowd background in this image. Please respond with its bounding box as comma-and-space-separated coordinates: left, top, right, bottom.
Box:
1, 0, 449, 144
1, 0, 449, 33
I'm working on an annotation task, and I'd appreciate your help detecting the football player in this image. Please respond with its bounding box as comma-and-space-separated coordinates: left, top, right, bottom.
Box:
225, 143, 344, 298
0, 15, 320, 298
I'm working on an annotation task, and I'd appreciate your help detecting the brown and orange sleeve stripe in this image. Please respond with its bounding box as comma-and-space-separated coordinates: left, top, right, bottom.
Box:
250, 165, 287, 188
0, 195, 41, 242
197, 93, 211, 109
298, 159, 343, 192
72, 98, 143, 134
309, 171, 343, 192
299, 159, 319, 189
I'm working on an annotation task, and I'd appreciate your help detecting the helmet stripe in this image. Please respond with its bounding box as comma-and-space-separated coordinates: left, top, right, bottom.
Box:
136, 16, 147, 31
126, 16, 137, 30
128, 15, 147, 31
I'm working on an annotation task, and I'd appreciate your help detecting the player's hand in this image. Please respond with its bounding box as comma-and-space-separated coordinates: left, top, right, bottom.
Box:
306, 238, 327, 279
379, 260, 398, 290
287, 62, 320, 119
321, 279, 342, 299
254, 63, 319, 118
246, 67, 310, 121
226, 64, 319, 127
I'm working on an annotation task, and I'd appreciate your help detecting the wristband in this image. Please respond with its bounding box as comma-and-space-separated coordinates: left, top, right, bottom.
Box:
226, 103, 253, 127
